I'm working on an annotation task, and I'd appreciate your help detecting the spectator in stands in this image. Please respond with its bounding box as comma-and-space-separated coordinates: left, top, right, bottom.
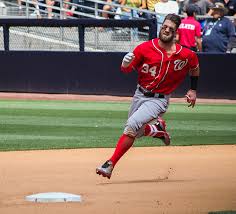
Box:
210, 0, 236, 16
202, 2, 235, 52
46, 0, 55, 18
102, 0, 122, 19
119, 0, 147, 19
177, 0, 185, 14
176, 4, 202, 51
146, 0, 159, 12
62, 0, 71, 18
17, 0, 22, 9
183, 0, 214, 15
30, 0, 43, 18
154, 0, 179, 35
30, 0, 54, 19
154, 0, 179, 15
144, 0, 159, 18
47, 0, 71, 19
66, 0, 82, 17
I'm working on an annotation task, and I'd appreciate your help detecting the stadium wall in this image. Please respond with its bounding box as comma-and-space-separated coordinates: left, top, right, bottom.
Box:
0, 51, 235, 99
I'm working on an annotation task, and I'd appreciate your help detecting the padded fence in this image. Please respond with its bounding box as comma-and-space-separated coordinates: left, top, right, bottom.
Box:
0, 51, 235, 99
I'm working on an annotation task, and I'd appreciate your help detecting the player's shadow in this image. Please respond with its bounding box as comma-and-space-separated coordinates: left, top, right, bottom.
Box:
98, 178, 191, 185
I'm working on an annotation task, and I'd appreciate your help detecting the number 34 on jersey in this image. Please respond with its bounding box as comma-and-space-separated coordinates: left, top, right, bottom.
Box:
141, 59, 188, 77
141, 64, 157, 77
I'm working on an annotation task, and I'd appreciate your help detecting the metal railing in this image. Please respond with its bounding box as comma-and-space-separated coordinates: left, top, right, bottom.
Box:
0, 18, 157, 52
4, 0, 156, 20
0, 0, 160, 52
3, 0, 236, 21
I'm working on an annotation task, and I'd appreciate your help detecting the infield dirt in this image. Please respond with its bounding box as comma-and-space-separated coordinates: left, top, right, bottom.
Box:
0, 145, 236, 214
0, 92, 236, 104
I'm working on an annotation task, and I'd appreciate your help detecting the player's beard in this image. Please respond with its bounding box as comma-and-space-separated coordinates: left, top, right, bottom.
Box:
159, 31, 175, 43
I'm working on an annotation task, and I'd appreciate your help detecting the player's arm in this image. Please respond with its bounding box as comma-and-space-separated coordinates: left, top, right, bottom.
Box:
196, 37, 202, 52
185, 66, 200, 108
195, 22, 202, 52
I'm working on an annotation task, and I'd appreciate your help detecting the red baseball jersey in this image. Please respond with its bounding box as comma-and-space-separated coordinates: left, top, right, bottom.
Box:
177, 16, 201, 48
121, 38, 199, 95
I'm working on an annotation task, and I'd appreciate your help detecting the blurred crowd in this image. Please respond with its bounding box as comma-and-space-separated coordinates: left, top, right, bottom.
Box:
17, 0, 70, 18
100, 0, 236, 53
17, 0, 236, 52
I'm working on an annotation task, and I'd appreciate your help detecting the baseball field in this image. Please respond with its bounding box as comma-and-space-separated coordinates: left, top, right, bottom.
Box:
0, 93, 235, 214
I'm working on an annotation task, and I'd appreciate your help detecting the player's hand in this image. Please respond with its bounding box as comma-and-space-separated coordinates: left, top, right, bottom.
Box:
185, 89, 197, 108
122, 52, 135, 68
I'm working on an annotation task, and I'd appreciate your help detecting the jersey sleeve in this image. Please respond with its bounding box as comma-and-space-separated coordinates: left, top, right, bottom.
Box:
121, 43, 143, 73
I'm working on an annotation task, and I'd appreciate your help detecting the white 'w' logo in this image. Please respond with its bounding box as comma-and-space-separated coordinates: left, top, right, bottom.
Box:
174, 59, 188, 71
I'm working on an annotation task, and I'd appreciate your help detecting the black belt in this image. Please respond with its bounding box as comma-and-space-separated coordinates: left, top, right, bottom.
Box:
138, 86, 165, 98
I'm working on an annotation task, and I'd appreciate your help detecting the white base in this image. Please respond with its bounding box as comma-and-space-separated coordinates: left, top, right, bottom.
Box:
25, 192, 82, 203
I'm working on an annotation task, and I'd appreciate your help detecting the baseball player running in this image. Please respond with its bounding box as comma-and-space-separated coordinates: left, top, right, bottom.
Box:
96, 14, 200, 179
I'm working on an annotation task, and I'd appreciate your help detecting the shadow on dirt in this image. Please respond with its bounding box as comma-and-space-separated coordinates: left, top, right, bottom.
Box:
98, 178, 193, 185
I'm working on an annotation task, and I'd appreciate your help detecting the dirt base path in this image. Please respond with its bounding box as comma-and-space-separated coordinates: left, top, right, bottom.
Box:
0, 145, 236, 214
0, 92, 235, 104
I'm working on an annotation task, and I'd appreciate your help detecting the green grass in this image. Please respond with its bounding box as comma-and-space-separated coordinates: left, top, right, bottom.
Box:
0, 99, 235, 151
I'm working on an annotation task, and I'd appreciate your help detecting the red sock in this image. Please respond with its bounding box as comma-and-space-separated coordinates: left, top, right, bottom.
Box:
109, 134, 134, 166
144, 124, 151, 136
